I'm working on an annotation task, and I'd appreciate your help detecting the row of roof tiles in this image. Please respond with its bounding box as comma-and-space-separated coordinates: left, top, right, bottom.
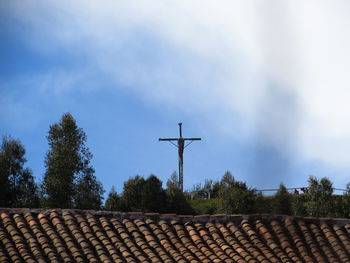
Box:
0, 208, 349, 262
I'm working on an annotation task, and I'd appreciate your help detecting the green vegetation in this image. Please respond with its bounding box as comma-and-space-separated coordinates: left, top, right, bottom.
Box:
41, 113, 104, 209
304, 176, 333, 217
1, 112, 350, 218
164, 173, 194, 214
189, 199, 217, 215
187, 174, 350, 218
216, 172, 257, 214
272, 184, 292, 215
121, 174, 167, 213
0, 136, 39, 207
104, 173, 194, 215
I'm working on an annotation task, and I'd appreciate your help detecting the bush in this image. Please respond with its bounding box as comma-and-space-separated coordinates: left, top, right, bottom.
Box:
216, 172, 257, 214
190, 199, 217, 215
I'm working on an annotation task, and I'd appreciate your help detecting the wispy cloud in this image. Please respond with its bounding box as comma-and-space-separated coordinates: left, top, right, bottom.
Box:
3, 0, 350, 181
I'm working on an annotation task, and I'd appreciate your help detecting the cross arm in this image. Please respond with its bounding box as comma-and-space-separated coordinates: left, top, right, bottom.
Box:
183, 138, 201, 141
159, 138, 179, 141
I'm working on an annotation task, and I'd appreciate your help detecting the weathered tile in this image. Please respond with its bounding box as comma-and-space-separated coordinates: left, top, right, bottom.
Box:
0, 209, 350, 262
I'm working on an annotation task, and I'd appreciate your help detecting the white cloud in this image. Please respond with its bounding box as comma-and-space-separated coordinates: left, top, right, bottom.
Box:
5, 0, 350, 175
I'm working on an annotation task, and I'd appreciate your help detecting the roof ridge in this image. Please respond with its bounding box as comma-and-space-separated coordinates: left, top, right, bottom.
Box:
0, 208, 349, 225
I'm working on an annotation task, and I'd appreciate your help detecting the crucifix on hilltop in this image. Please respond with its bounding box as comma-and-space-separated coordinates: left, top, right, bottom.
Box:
159, 123, 201, 192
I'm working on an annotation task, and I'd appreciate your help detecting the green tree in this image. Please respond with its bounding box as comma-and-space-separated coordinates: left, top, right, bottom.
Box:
17, 168, 39, 208
165, 175, 194, 215
272, 184, 292, 215
291, 194, 307, 217
0, 136, 38, 207
142, 175, 166, 212
105, 186, 125, 211
74, 169, 104, 210
122, 175, 145, 211
190, 199, 217, 215
190, 179, 220, 200
341, 183, 350, 218
305, 176, 333, 217
253, 192, 272, 214
42, 113, 102, 208
217, 171, 257, 214
121, 174, 166, 212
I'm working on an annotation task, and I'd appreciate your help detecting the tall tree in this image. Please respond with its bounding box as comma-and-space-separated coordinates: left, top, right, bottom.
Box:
0, 136, 38, 207
42, 113, 103, 208
305, 176, 334, 217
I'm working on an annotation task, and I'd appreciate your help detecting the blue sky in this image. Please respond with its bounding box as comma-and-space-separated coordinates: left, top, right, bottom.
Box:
1, 1, 350, 197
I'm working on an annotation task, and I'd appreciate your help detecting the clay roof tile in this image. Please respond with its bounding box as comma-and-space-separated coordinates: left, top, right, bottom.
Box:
1, 209, 350, 262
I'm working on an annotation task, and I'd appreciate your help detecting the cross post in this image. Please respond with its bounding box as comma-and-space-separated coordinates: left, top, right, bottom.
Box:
159, 123, 201, 191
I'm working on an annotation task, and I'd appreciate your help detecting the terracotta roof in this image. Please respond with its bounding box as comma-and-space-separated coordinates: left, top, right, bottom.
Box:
0, 209, 349, 263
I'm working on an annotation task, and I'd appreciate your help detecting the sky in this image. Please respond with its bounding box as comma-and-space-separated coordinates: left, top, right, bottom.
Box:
1, 0, 350, 197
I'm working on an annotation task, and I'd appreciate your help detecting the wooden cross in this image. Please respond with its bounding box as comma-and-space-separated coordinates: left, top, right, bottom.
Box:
159, 123, 201, 191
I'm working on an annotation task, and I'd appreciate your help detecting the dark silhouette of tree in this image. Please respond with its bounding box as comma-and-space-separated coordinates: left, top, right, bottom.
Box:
0, 136, 38, 207
122, 175, 145, 211
74, 169, 104, 210
165, 174, 194, 215
291, 194, 307, 217
105, 186, 125, 211
253, 191, 272, 214
42, 113, 103, 208
342, 183, 350, 218
142, 175, 166, 212
121, 174, 166, 212
272, 184, 292, 215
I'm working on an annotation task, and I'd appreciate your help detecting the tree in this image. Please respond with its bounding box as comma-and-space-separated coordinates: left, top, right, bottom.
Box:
42, 113, 103, 208
121, 175, 166, 212
305, 176, 333, 217
0, 136, 38, 207
341, 183, 350, 218
217, 172, 257, 214
204, 179, 220, 199
105, 186, 125, 211
272, 184, 292, 215
122, 175, 145, 211
17, 168, 39, 208
190, 179, 220, 200
291, 194, 307, 217
168, 171, 180, 189
253, 191, 272, 214
141, 175, 166, 212
165, 174, 194, 215
74, 169, 104, 210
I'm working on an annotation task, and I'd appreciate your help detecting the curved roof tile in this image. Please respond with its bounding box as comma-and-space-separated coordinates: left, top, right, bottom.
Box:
0, 209, 349, 262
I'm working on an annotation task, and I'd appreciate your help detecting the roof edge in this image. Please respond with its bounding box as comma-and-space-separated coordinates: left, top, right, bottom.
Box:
0, 208, 349, 226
